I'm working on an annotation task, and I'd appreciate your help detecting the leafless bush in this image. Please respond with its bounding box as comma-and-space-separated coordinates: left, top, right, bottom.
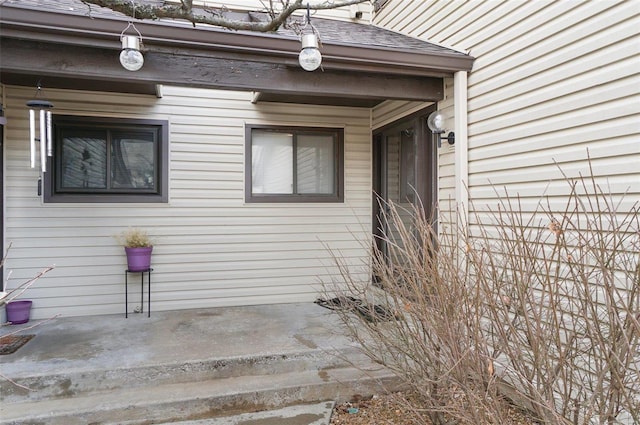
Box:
1, 242, 55, 310
1, 243, 57, 389
328, 168, 639, 424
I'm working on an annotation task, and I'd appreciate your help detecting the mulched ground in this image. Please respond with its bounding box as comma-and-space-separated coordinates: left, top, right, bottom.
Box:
331, 393, 419, 425
330, 392, 535, 425
0, 334, 35, 355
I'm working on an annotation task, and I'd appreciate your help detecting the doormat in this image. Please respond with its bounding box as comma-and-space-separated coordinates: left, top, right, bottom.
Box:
315, 297, 399, 322
0, 334, 35, 355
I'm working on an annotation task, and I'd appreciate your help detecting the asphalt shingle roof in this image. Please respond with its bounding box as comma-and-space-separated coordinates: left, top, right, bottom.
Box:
3, 0, 467, 58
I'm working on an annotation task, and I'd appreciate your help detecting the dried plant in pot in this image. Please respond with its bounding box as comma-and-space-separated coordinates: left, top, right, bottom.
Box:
117, 228, 154, 272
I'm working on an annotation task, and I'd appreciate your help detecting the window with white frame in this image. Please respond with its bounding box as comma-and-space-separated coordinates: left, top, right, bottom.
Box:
245, 125, 344, 203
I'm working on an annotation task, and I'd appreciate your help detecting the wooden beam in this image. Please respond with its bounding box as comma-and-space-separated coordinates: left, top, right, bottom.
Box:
252, 92, 383, 108
0, 39, 444, 102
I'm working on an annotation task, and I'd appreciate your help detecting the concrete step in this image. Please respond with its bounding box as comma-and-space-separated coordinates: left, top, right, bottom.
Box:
1, 365, 401, 425
1, 346, 372, 403
1, 306, 401, 424
155, 401, 335, 425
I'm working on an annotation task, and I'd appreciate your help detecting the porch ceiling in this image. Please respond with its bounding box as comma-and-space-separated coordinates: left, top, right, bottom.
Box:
0, 1, 474, 107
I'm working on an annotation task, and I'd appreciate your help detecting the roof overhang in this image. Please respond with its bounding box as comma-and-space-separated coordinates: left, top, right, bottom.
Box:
0, 2, 474, 107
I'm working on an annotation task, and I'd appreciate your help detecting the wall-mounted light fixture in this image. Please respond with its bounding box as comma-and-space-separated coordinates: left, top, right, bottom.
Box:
427, 110, 455, 148
120, 22, 144, 71
298, 4, 322, 71
26, 83, 54, 173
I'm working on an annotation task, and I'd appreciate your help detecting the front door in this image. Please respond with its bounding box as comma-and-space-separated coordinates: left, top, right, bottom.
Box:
372, 108, 437, 266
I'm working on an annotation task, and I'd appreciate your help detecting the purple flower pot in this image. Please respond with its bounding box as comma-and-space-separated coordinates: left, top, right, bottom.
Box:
125, 246, 153, 271
6, 300, 33, 325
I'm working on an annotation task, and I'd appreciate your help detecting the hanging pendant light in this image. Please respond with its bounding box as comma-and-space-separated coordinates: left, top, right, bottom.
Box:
26, 83, 54, 173
298, 3, 322, 72
120, 34, 144, 71
119, 19, 144, 72
299, 33, 322, 72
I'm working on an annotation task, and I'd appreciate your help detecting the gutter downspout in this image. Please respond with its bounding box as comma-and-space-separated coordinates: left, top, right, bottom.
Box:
454, 71, 469, 229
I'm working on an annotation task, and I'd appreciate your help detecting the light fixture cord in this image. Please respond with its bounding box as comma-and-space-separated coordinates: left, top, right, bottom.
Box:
120, 22, 143, 39
302, 3, 321, 41
120, 1, 143, 41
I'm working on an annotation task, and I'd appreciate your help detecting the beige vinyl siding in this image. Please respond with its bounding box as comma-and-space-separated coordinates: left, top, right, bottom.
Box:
433, 79, 456, 222
375, 0, 640, 219
2, 85, 372, 319
372, 100, 430, 131
375, 1, 640, 419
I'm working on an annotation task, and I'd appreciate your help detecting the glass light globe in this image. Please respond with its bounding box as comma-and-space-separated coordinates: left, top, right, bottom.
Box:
120, 35, 144, 71
299, 47, 322, 71
120, 48, 144, 71
299, 33, 322, 72
427, 111, 445, 133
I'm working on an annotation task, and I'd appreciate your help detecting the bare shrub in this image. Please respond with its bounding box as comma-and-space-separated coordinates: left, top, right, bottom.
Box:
1, 242, 55, 309
1, 243, 57, 389
328, 168, 639, 424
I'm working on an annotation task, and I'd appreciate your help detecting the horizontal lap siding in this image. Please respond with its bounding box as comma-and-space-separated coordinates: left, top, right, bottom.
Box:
376, 0, 640, 220
3, 85, 372, 319
376, 2, 640, 416
372, 100, 430, 130
434, 80, 456, 223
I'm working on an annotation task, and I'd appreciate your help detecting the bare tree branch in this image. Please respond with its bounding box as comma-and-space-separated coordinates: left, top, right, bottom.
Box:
0, 372, 33, 391
1, 315, 61, 391
1, 314, 61, 338
1, 266, 55, 305
81, 0, 370, 32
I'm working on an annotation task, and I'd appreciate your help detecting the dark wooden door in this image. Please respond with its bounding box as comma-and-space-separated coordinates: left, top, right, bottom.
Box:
372, 108, 437, 267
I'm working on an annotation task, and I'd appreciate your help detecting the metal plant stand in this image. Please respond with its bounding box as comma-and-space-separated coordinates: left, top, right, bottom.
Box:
125, 268, 152, 318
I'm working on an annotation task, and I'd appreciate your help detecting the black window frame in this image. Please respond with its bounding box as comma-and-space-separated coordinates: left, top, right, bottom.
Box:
245, 124, 344, 203
44, 115, 169, 203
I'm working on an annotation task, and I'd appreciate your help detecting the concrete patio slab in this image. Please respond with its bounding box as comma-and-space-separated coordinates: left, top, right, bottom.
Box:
0, 303, 399, 424
1, 303, 355, 377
